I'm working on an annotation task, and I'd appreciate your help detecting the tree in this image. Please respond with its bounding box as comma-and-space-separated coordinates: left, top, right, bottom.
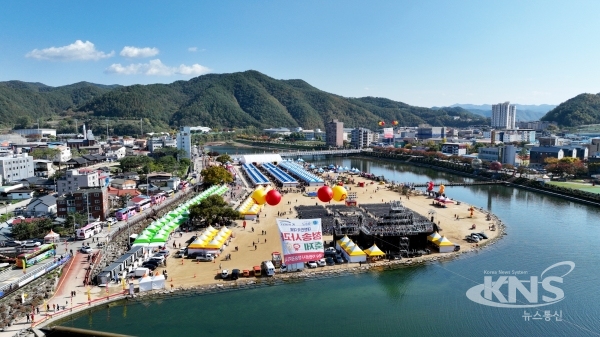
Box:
11, 218, 56, 240
188, 194, 240, 226
215, 154, 232, 165
31, 148, 60, 160
14, 116, 32, 129
200, 166, 233, 186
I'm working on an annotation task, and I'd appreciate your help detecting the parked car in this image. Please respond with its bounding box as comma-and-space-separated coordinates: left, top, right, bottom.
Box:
80, 246, 93, 254
2, 241, 20, 247
324, 251, 337, 258
335, 255, 345, 264
306, 261, 318, 268
231, 269, 240, 280
325, 257, 335, 266
22, 241, 41, 248
195, 253, 214, 262
142, 263, 158, 271
142, 261, 159, 270
174, 248, 187, 258
325, 247, 337, 254
157, 250, 170, 257
242, 270, 251, 277
151, 254, 165, 262
221, 269, 229, 279
466, 235, 480, 243
475, 232, 488, 239
317, 258, 326, 267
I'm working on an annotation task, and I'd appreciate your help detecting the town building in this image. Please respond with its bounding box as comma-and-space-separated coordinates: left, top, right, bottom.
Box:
538, 136, 564, 147
529, 147, 564, 168
351, 128, 374, 149
587, 138, 600, 157
147, 136, 177, 153
176, 126, 192, 159
13, 128, 57, 138
326, 119, 344, 147
491, 102, 516, 129
262, 128, 292, 136
477, 145, 517, 166
56, 187, 109, 221
25, 195, 57, 217
416, 126, 446, 140
110, 178, 137, 190
515, 120, 555, 132
56, 168, 100, 195
33, 160, 55, 177
0, 153, 34, 183
441, 143, 467, 156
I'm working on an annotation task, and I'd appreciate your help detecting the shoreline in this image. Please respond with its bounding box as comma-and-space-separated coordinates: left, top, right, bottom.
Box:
38, 184, 506, 330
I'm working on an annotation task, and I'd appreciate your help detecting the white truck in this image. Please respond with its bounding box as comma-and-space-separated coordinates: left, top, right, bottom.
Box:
261, 261, 275, 276
280, 263, 304, 273
128, 267, 150, 278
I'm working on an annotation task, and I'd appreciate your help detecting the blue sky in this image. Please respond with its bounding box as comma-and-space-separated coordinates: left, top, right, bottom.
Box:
2, 0, 600, 107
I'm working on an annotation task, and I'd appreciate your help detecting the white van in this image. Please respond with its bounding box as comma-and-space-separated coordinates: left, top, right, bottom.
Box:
261, 261, 275, 277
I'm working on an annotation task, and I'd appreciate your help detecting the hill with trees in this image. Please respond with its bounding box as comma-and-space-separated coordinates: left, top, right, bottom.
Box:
1, 71, 488, 132
541, 93, 600, 127
0, 80, 119, 128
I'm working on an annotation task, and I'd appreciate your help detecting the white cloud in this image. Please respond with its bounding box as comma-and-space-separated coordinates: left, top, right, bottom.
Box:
25, 40, 114, 61
105, 59, 210, 76
120, 46, 159, 58
188, 47, 197, 52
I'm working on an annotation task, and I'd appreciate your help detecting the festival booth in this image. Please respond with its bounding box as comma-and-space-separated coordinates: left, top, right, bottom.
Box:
44, 230, 60, 243
342, 244, 367, 263
138, 274, 166, 292
435, 236, 455, 253
187, 226, 232, 255
427, 232, 442, 245
335, 235, 351, 250
237, 186, 272, 220
364, 244, 385, 261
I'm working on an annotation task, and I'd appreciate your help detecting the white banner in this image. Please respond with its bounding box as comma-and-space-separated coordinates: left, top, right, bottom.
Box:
384, 128, 393, 139
277, 218, 324, 265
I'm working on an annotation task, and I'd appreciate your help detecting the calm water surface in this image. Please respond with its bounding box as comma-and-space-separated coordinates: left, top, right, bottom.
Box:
61, 154, 600, 337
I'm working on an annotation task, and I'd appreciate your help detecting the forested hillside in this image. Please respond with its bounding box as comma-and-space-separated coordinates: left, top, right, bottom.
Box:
541, 93, 600, 127
1, 71, 488, 132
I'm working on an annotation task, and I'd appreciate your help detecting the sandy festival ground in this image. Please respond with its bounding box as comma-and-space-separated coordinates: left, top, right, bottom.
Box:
152, 180, 500, 289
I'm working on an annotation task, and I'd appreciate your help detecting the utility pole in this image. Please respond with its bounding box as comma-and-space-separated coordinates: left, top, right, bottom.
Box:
140, 119, 143, 138
106, 119, 109, 141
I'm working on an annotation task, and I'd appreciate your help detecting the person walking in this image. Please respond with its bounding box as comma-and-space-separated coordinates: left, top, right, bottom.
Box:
26, 313, 30, 322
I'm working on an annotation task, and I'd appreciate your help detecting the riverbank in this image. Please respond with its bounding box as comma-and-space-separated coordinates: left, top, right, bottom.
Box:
31, 176, 505, 332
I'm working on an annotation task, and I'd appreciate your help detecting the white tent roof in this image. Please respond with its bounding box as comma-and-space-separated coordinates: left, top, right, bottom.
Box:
44, 229, 59, 238
240, 154, 283, 164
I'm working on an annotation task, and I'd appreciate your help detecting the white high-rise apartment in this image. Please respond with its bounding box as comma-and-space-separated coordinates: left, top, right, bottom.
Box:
491, 102, 516, 129
176, 126, 191, 159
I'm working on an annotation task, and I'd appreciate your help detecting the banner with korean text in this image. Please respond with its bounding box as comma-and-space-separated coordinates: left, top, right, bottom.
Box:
277, 218, 324, 264
383, 128, 394, 139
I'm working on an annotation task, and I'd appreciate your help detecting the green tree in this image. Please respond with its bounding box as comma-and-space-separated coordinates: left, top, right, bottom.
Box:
200, 166, 233, 186
188, 194, 240, 226
30, 148, 60, 160
14, 116, 32, 129
215, 154, 232, 165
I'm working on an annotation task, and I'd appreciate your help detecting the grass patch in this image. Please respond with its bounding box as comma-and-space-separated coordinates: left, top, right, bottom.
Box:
547, 181, 600, 194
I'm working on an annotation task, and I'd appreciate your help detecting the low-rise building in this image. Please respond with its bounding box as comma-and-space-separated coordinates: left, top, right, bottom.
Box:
110, 178, 136, 190
56, 187, 109, 221
529, 147, 564, 168
441, 143, 467, 156
25, 194, 57, 216
56, 168, 100, 195
0, 153, 34, 183
34, 160, 55, 177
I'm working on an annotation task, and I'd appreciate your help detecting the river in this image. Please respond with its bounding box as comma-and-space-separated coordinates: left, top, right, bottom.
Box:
60, 149, 600, 336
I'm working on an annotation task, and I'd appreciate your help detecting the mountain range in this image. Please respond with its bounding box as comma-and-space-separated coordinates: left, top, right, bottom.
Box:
0, 71, 488, 133
2, 71, 600, 132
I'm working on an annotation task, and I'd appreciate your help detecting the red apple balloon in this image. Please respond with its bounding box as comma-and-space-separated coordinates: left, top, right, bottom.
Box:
265, 189, 282, 206
317, 186, 333, 202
